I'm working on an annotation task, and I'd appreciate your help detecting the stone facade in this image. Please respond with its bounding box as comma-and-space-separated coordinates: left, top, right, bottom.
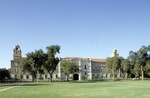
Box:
57, 57, 107, 81
10, 45, 108, 81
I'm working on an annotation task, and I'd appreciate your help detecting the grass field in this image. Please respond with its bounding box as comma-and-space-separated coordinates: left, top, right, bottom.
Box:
0, 80, 150, 98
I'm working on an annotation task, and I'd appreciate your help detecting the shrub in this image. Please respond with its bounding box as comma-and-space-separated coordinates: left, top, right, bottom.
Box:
81, 75, 86, 80
69, 76, 73, 80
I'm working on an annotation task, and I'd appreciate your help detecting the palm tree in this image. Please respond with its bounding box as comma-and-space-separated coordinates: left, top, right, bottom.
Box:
43, 45, 60, 82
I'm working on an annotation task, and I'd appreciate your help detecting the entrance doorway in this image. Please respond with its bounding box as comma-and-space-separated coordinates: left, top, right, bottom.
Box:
73, 74, 79, 80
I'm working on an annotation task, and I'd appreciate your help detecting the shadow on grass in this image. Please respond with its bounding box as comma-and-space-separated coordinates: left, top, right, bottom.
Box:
0, 82, 51, 87
0, 84, 20, 87
20, 83, 51, 87
68, 79, 115, 83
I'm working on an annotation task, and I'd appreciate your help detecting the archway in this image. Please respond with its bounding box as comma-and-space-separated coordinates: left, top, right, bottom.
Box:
73, 74, 79, 80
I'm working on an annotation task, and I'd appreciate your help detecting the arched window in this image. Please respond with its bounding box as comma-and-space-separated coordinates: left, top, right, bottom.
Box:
26, 75, 29, 79
45, 75, 47, 79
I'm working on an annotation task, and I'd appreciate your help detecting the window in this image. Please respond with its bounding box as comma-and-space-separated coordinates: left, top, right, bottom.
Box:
45, 75, 47, 79
97, 74, 99, 77
85, 65, 87, 69
14, 68, 17, 72
85, 72, 87, 75
92, 74, 94, 79
26, 75, 29, 79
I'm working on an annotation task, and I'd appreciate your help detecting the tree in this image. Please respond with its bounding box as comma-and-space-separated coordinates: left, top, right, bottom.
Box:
128, 51, 139, 78
43, 45, 60, 82
61, 61, 79, 81
121, 59, 130, 79
106, 57, 113, 77
0, 68, 10, 82
25, 49, 45, 82
145, 60, 150, 77
137, 46, 148, 80
106, 55, 121, 80
133, 62, 141, 78
128, 46, 150, 79
20, 58, 36, 82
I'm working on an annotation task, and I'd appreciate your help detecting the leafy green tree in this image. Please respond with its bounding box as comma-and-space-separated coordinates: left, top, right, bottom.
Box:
128, 51, 139, 78
145, 60, 150, 77
128, 46, 150, 79
106, 57, 113, 77
43, 45, 60, 82
0, 68, 10, 82
20, 58, 36, 82
25, 49, 45, 81
61, 61, 79, 81
121, 59, 130, 79
137, 46, 148, 80
106, 55, 121, 80
32, 49, 45, 72
133, 62, 141, 78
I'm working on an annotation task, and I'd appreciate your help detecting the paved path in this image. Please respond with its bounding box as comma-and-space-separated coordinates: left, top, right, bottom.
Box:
0, 83, 24, 92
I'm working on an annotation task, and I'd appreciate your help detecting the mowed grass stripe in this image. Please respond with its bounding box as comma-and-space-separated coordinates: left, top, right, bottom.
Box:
0, 83, 23, 91
0, 86, 17, 92
0, 81, 150, 98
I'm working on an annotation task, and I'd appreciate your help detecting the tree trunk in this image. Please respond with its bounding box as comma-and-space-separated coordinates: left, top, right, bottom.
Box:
141, 66, 144, 80
125, 72, 128, 80
113, 70, 115, 80
66, 75, 69, 81
36, 71, 39, 83
32, 76, 34, 82
32, 78, 34, 82
50, 73, 53, 82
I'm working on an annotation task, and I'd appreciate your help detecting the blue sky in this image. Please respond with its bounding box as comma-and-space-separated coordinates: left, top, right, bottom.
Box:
1, 0, 150, 68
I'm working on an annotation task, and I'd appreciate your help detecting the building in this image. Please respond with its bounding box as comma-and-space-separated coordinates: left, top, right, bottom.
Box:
10, 44, 22, 79
111, 48, 119, 57
10, 45, 109, 81
58, 57, 107, 81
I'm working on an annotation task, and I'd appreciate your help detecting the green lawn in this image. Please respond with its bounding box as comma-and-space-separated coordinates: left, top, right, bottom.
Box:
0, 81, 150, 98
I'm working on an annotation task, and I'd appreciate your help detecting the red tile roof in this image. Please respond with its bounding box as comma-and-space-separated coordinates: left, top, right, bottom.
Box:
91, 58, 106, 63
62, 57, 106, 63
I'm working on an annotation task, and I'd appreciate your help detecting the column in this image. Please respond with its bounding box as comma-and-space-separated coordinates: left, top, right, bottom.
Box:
89, 59, 92, 80
79, 60, 82, 81
58, 61, 61, 80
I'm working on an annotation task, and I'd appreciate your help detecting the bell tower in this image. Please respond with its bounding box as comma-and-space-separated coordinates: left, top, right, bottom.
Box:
13, 44, 22, 60
111, 49, 119, 57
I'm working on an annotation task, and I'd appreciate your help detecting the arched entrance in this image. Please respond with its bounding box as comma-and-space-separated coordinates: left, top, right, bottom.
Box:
73, 74, 79, 80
